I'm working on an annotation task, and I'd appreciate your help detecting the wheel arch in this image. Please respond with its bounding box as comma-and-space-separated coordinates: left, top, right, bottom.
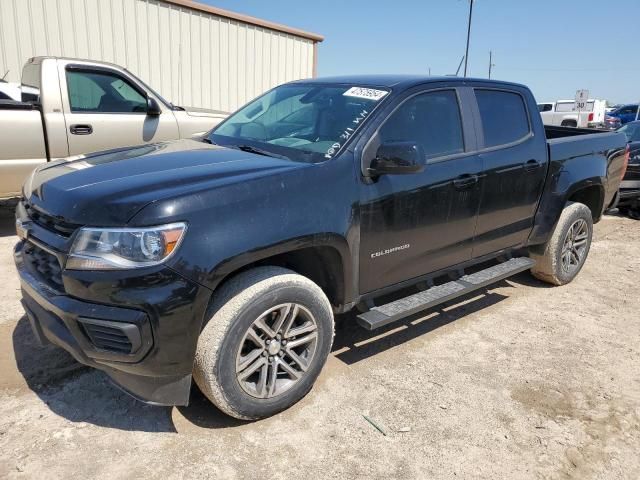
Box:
208, 234, 353, 312
567, 184, 605, 221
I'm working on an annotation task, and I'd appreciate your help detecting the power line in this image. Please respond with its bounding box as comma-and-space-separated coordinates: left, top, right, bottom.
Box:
502, 66, 640, 72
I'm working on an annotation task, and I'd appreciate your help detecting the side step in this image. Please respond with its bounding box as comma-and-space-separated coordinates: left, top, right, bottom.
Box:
356, 257, 535, 330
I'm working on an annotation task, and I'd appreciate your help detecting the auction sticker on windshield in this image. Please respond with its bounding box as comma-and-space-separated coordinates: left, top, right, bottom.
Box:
343, 87, 388, 101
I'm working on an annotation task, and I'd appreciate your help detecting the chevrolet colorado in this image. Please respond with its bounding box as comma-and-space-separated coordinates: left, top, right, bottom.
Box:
14, 76, 629, 420
0, 57, 227, 199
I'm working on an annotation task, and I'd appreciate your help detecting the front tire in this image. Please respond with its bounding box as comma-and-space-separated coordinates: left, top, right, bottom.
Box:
530, 202, 593, 285
193, 267, 334, 420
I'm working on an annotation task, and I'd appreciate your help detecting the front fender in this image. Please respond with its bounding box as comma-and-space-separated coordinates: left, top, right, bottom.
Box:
130, 154, 359, 308
206, 232, 354, 301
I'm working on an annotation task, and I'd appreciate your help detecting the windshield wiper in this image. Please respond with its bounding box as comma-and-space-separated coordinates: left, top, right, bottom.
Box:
232, 144, 291, 160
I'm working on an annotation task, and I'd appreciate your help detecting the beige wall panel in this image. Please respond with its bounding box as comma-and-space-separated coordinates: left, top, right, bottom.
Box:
0, 0, 316, 112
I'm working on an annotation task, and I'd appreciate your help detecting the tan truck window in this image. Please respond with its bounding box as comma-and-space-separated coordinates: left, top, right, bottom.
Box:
66, 70, 147, 113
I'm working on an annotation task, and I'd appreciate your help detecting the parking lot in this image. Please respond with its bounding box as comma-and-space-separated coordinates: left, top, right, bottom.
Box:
0, 206, 637, 479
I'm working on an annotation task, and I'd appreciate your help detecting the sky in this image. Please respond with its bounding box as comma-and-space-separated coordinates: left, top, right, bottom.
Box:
203, 0, 640, 104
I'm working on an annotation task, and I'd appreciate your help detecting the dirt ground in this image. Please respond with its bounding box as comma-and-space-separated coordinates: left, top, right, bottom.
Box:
0, 208, 638, 480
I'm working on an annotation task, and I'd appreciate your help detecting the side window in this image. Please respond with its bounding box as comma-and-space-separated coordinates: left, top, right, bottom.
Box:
66, 70, 147, 113
538, 103, 552, 112
21, 63, 41, 102
475, 89, 530, 148
379, 90, 464, 160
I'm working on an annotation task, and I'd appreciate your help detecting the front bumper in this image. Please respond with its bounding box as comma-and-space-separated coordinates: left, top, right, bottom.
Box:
14, 235, 211, 406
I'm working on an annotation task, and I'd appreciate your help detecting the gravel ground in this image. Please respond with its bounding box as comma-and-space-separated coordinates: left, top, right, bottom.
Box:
0, 208, 638, 480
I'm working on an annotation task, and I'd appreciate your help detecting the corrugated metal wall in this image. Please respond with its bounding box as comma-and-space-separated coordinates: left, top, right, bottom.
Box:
0, 0, 316, 112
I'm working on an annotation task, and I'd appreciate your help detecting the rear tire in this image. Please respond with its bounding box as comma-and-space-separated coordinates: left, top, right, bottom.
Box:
561, 120, 577, 128
530, 202, 593, 285
193, 266, 334, 420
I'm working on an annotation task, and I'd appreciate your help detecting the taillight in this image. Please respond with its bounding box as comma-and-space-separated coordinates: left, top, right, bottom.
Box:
588, 112, 594, 122
621, 145, 630, 181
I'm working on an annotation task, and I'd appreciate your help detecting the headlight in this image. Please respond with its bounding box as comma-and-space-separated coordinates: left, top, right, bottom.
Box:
66, 222, 187, 270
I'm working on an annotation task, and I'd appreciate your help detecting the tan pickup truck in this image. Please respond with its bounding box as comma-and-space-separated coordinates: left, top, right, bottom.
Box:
0, 57, 228, 198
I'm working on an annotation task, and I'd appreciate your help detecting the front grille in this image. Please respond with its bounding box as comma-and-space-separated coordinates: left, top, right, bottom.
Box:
80, 322, 134, 354
23, 243, 64, 291
24, 203, 79, 237
626, 164, 640, 181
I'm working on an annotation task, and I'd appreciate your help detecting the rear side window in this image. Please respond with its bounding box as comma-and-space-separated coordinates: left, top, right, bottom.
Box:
379, 89, 464, 160
21, 62, 41, 102
618, 105, 638, 115
475, 89, 530, 148
538, 103, 552, 112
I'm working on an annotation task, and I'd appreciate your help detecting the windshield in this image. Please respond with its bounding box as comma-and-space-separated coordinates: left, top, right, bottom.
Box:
209, 84, 389, 162
618, 123, 640, 142
125, 68, 172, 109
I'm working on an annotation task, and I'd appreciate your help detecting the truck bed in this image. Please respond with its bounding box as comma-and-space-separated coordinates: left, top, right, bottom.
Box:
545, 125, 624, 162
543, 124, 628, 216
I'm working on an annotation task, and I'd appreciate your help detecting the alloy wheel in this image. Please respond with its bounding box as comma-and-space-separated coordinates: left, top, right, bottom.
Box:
560, 218, 589, 274
235, 303, 318, 399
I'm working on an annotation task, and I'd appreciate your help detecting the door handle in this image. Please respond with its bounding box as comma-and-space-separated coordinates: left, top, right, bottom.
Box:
523, 159, 542, 172
70, 124, 93, 135
452, 174, 479, 189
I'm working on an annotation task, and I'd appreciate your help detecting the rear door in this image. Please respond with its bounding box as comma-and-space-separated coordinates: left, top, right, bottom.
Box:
358, 86, 483, 293
470, 87, 548, 257
59, 62, 179, 156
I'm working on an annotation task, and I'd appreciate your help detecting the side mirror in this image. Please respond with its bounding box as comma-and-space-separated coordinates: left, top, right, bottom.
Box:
367, 141, 425, 176
146, 97, 162, 116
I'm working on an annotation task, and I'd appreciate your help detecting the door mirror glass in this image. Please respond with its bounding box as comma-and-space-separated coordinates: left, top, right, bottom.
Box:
147, 97, 162, 116
368, 141, 425, 176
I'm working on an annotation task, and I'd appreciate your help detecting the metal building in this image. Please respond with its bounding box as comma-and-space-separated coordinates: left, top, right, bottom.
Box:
0, 0, 323, 112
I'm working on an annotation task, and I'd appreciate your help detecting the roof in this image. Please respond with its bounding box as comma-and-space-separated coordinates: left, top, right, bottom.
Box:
163, 0, 323, 42
291, 74, 526, 89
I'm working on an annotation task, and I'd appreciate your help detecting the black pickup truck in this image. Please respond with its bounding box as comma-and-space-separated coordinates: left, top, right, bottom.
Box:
14, 76, 628, 420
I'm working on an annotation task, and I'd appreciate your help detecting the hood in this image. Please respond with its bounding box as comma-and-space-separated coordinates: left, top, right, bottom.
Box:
24, 139, 307, 225
182, 106, 229, 118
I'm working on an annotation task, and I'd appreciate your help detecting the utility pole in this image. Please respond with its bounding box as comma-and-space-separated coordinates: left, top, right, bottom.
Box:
488, 50, 495, 79
455, 55, 465, 76
428, 67, 431, 76
463, 0, 474, 77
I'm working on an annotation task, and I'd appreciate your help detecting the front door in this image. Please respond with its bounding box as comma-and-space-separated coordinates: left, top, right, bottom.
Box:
359, 88, 483, 294
59, 64, 179, 156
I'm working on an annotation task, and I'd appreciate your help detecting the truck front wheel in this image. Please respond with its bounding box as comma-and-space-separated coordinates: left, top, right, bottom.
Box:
193, 266, 334, 420
530, 202, 593, 285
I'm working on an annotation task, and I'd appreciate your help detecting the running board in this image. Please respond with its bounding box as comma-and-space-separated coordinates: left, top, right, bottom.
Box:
356, 257, 535, 331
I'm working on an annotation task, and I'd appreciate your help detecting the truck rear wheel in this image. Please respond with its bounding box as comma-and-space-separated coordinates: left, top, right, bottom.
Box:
530, 202, 593, 285
193, 266, 334, 420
